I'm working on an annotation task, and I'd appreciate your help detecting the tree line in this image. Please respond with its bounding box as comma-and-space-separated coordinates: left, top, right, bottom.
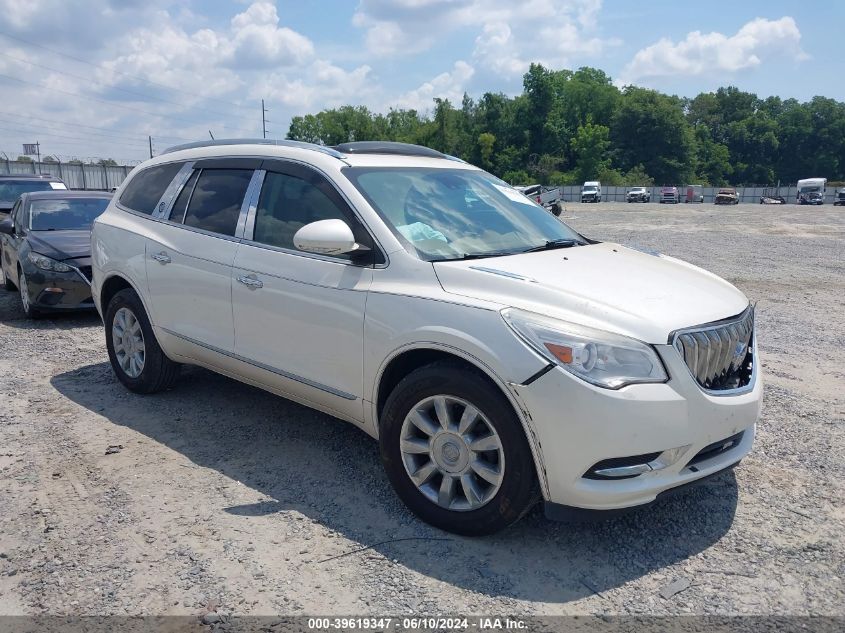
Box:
287, 64, 845, 186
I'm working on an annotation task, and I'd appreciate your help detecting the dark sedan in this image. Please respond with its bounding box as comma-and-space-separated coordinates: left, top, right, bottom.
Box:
0, 174, 67, 219
0, 190, 111, 317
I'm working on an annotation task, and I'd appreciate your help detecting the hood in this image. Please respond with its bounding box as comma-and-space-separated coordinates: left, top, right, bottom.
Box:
26, 230, 91, 260
433, 243, 749, 343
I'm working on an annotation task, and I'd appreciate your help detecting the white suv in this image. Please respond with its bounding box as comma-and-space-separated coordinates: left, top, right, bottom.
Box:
91, 140, 761, 535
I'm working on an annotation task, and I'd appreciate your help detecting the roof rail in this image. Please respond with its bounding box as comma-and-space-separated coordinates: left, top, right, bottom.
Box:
161, 138, 346, 159
331, 141, 445, 158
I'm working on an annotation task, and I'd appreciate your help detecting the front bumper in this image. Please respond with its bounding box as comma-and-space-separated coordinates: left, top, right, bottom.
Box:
509, 342, 761, 512
23, 259, 94, 311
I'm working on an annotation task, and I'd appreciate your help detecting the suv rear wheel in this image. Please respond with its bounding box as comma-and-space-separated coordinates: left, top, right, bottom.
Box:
105, 288, 180, 393
379, 362, 538, 535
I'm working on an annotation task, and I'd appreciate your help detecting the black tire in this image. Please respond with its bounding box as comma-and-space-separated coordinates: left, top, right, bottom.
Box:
104, 288, 180, 394
379, 361, 539, 535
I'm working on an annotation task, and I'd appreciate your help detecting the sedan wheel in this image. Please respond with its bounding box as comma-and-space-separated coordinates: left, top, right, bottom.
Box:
399, 395, 505, 511
18, 271, 38, 318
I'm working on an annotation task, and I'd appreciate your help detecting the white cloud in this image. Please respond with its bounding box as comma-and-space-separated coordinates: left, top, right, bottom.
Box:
391, 60, 475, 111
227, 1, 315, 68
256, 61, 375, 110
353, 0, 606, 76
619, 16, 806, 85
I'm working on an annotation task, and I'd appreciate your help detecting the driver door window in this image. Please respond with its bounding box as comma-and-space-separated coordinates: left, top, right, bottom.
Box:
252, 170, 371, 259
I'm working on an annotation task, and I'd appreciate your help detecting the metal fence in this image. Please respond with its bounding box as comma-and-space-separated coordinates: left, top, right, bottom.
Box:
556, 184, 836, 204
0, 159, 133, 190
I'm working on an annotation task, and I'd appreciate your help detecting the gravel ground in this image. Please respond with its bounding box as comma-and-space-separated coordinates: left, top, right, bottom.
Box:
0, 202, 843, 618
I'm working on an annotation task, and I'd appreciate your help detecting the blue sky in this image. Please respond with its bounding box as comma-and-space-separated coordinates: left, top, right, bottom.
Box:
0, 0, 841, 163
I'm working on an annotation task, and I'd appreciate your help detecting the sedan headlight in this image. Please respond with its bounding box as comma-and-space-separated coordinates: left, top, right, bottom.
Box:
28, 252, 71, 273
501, 308, 668, 389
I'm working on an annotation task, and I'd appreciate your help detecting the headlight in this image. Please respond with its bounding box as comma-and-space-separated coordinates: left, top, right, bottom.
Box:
28, 252, 71, 272
501, 308, 668, 389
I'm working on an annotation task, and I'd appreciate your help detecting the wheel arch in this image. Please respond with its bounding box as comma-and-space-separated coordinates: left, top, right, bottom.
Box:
372, 343, 550, 499
99, 273, 154, 327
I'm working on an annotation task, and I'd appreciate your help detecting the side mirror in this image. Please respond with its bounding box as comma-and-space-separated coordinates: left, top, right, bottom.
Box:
0, 217, 13, 235
293, 219, 364, 257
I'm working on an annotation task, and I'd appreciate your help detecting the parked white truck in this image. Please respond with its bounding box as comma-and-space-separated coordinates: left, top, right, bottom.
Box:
797, 178, 827, 205
580, 181, 602, 203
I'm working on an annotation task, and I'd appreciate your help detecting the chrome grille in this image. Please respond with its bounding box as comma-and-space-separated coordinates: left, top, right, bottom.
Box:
673, 306, 754, 392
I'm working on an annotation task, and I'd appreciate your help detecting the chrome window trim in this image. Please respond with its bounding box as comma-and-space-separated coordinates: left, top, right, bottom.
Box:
669, 304, 756, 397
239, 170, 266, 240
160, 327, 357, 401
152, 161, 195, 220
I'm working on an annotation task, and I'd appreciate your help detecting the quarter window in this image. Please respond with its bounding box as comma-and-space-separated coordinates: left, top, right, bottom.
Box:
182, 169, 253, 237
170, 170, 199, 223
119, 162, 184, 215
253, 171, 358, 256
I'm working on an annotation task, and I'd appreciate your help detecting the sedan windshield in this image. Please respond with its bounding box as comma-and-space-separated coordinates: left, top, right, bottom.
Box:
344, 167, 585, 261
0, 180, 60, 204
30, 198, 110, 231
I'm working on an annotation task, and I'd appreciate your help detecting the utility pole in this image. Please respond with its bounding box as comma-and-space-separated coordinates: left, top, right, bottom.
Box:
148, 136, 153, 159
262, 99, 269, 139
35, 141, 41, 174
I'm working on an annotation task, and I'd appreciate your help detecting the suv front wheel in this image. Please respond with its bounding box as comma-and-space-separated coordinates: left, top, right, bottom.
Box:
105, 288, 180, 393
379, 362, 538, 535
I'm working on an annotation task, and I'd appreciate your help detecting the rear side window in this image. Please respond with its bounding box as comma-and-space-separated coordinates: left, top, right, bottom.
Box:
119, 162, 184, 215
183, 169, 252, 237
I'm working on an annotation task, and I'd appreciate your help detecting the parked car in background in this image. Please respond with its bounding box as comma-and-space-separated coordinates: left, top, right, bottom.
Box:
797, 178, 826, 205
685, 185, 704, 203
760, 187, 786, 204
659, 186, 679, 204
715, 188, 740, 205
834, 188, 845, 206
0, 174, 67, 219
516, 184, 564, 215
580, 181, 601, 203
0, 190, 111, 317
90, 139, 760, 535
626, 187, 650, 203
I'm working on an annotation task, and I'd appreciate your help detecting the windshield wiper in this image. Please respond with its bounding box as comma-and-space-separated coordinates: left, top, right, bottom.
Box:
431, 250, 516, 262
521, 238, 584, 253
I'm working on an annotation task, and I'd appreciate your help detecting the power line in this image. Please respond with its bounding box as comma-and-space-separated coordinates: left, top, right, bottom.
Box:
0, 51, 258, 125
0, 123, 150, 149
0, 115, 170, 145
0, 109, 191, 142
0, 71, 255, 134
0, 30, 253, 112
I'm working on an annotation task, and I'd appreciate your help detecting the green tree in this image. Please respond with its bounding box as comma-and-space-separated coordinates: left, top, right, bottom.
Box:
571, 121, 610, 183
16, 155, 33, 162
477, 132, 495, 170
611, 87, 694, 183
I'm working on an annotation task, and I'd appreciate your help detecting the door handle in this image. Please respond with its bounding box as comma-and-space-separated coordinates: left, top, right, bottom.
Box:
237, 274, 263, 289
151, 251, 171, 264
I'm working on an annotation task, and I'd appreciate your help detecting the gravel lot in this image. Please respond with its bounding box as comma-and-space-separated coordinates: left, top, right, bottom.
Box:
0, 202, 843, 618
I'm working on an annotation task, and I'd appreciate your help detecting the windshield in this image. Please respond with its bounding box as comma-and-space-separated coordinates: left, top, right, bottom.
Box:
799, 186, 821, 193
30, 198, 110, 231
0, 180, 62, 203
583, 186, 597, 191
343, 167, 585, 261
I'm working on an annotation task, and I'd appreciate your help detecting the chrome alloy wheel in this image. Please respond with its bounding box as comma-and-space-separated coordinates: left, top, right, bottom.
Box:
399, 395, 505, 511
112, 307, 146, 378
